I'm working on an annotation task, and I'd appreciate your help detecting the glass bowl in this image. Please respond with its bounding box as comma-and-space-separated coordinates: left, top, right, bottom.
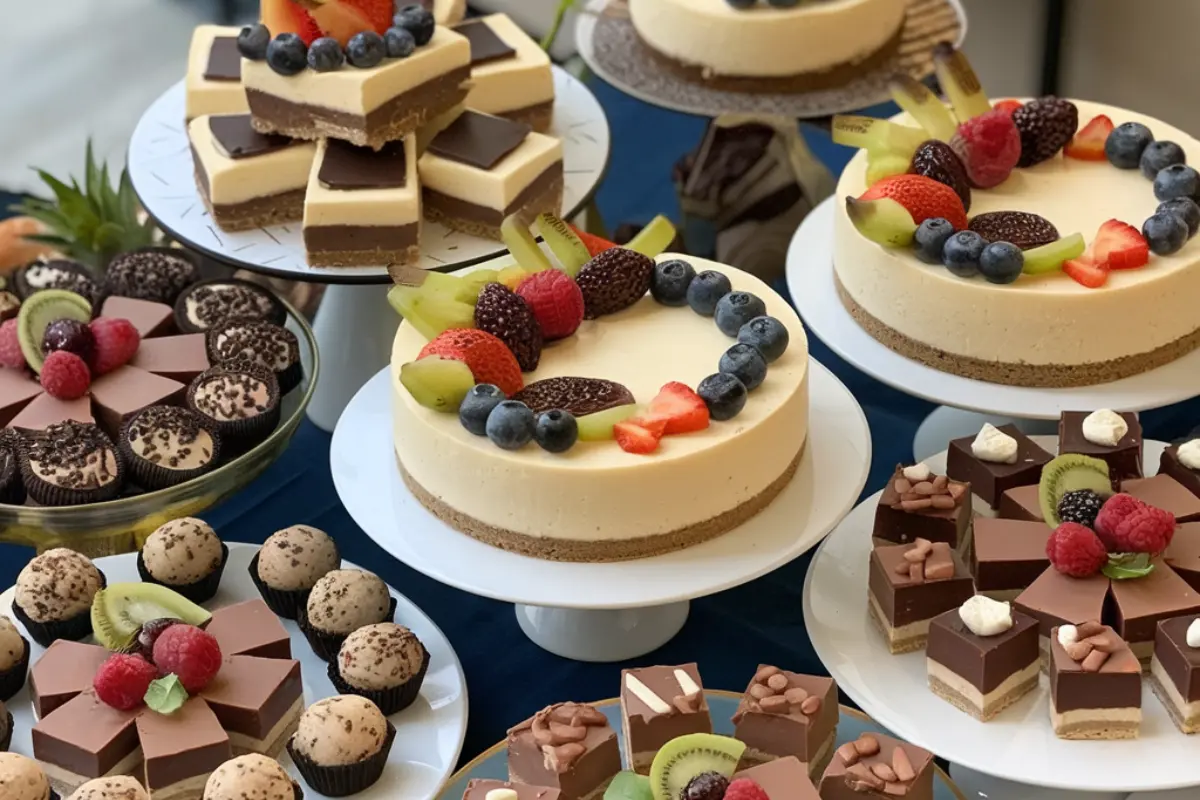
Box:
0, 297, 319, 556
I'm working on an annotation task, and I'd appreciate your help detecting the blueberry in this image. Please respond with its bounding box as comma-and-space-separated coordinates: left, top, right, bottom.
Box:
485, 401, 536, 450
1153, 164, 1200, 202
978, 241, 1024, 285
394, 5, 436, 46
650, 259, 697, 306
1105, 122, 1154, 169
686, 270, 732, 316
1142, 212, 1189, 256
1140, 140, 1187, 179
714, 292, 766, 337
346, 31, 386, 68
719, 343, 768, 391
266, 33, 308, 76
237, 24, 271, 60
459, 384, 505, 436
940, 230, 986, 278
737, 316, 789, 362
534, 409, 578, 453
697, 373, 747, 421
913, 217, 955, 265
384, 26, 417, 59
307, 37, 345, 72
1158, 197, 1200, 238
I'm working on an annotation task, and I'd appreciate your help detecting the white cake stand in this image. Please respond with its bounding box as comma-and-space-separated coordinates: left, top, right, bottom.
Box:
127, 68, 611, 431
330, 358, 871, 662
786, 198, 1200, 460
803, 435, 1200, 800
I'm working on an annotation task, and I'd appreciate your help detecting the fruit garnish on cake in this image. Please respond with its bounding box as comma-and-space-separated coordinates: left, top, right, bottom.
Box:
260, 0, 393, 46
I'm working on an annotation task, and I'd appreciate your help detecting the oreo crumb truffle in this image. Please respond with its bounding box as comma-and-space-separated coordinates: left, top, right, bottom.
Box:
258, 525, 340, 592
203, 753, 299, 800
15, 548, 102, 624
186, 363, 280, 446
175, 278, 286, 334
0, 752, 52, 800
0, 433, 24, 505
21, 421, 125, 506
207, 319, 302, 394
69, 775, 149, 800
15, 258, 97, 303
104, 247, 200, 305
337, 622, 426, 692
293, 695, 389, 766
120, 405, 220, 490
305, 569, 392, 636
142, 518, 223, 586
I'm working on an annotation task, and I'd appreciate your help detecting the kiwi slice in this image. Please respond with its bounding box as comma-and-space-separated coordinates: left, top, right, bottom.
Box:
1039, 453, 1112, 526
577, 404, 641, 441
17, 289, 92, 374
400, 357, 474, 412
605, 772, 653, 800
91, 582, 211, 651
649, 734, 745, 800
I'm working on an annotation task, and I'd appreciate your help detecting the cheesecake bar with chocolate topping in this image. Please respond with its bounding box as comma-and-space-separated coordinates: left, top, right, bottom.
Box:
454, 14, 555, 131
186, 25, 250, 120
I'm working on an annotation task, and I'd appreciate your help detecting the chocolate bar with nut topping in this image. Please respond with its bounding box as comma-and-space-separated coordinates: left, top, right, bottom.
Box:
619, 664, 712, 775
1048, 622, 1141, 740
731, 665, 838, 779
506, 702, 620, 800
867, 541, 975, 655
873, 465, 972, 554
817, 732, 934, 800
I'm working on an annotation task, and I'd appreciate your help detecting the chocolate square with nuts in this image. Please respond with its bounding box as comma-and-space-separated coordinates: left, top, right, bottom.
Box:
1058, 410, 1143, 486
620, 664, 712, 775
868, 541, 975, 654
1049, 623, 1141, 732
506, 702, 620, 800
817, 732, 934, 800
946, 424, 1051, 509
731, 665, 837, 770
873, 464, 972, 552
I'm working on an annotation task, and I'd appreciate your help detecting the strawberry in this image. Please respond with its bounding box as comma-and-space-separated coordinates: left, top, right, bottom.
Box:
859, 174, 968, 231
419, 329, 523, 397
515, 270, 585, 340
568, 224, 618, 258
339, 0, 394, 34
1090, 219, 1149, 270
1064, 114, 1114, 161
993, 99, 1023, 116
613, 417, 666, 455
644, 382, 710, 435
1063, 255, 1108, 288
261, 0, 324, 44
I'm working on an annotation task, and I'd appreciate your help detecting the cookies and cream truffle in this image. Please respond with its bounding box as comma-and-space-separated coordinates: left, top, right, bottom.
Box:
0, 616, 26, 672
293, 695, 389, 766
203, 754, 297, 800
305, 569, 391, 635
15, 548, 102, 624
257, 525, 340, 591
0, 753, 52, 800
337, 622, 426, 692
142, 518, 223, 585
68, 776, 150, 800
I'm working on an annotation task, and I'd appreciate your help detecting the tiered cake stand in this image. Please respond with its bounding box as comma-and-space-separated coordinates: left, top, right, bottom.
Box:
786, 198, 1200, 461
128, 67, 611, 431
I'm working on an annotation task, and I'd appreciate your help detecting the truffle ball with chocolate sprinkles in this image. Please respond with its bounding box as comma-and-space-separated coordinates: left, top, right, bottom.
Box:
258, 525, 340, 592
305, 569, 391, 636
120, 406, 220, 490
142, 518, 223, 586
20, 421, 125, 506
104, 247, 200, 305
293, 695, 389, 766
203, 753, 298, 800
69, 775, 150, 800
14, 548, 102, 624
0, 753, 52, 800
337, 622, 426, 692
0, 616, 26, 673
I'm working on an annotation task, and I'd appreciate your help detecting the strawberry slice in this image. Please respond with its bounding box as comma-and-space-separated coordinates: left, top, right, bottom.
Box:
1090, 219, 1149, 270
644, 382, 710, 435
993, 99, 1023, 116
1064, 255, 1109, 288
614, 418, 666, 454
568, 224, 618, 258
1064, 115, 1114, 161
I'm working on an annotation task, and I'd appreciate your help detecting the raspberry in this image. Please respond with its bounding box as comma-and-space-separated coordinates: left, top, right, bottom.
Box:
723, 778, 769, 800
152, 624, 223, 692
1046, 522, 1108, 577
515, 270, 585, 340
39, 350, 91, 400
93, 654, 158, 710
89, 317, 141, 375
950, 109, 1022, 189
1095, 493, 1175, 555
0, 319, 24, 370
1012, 96, 1079, 167
473, 283, 543, 371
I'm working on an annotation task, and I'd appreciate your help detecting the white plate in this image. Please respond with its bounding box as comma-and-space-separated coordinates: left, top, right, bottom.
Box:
1, 542, 469, 800
128, 67, 611, 283
802, 436, 1200, 794
786, 198, 1200, 419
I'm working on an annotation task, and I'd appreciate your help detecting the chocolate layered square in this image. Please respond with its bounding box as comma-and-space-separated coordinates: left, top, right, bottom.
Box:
465, 779, 563, 800
130, 334, 212, 384
507, 702, 620, 800
971, 517, 1051, 601
455, 14, 555, 132
0, 368, 47, 426
137, 697, 232, 797
1013, 567, 1109, 658
817, 732, 934, 800
1048, 622, 1141, 740
1160, 442, 1200, 499
620, 664, 711, 774
32, 689, 142, 795
1149, 614, 1200, 733
946, 424, 1051, 509
926, 606, 1040, 720
200, 655, 303, 756
1058, 410, 1142, 485
1166, 523, 1200, 591
98, 296, 175, 338
997, 484, 1043, 523
872, 465, 971, 553
9, 394, 94, 432
731, 666, 837, 778
88, 366, 186, 438
1121, 474, 1200, 523
204, 599, 292, 660
867, 541, 975, 654
186, 25, 250, 120
1107, 561, 1200, 665
732, 756, 820, 800
30, 640, 110, 719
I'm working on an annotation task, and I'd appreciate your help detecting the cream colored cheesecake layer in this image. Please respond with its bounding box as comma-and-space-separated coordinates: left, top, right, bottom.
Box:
1151, 654, 1200, 720
418, 129, 562, 210
628, 0, 904, 79
928, 657, 1039, 709
186, 25, 250, 119
188, 115, 317, 205
241, 26, 470, 115
834, 99, 1200, 367
303, 136, 420, 227
432, 0, 467, 24
462, 14, 554, 116
391, 256, 809, 542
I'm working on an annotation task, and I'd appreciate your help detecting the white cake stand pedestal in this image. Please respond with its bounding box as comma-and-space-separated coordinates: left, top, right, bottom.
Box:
330, 358, 871, 662
786, 198, 1200, 461
127, 69, 611, 431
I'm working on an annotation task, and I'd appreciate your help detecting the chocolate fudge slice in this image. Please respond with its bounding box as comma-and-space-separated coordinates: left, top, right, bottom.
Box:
464, 779, 563, 800
620, 664, 711, 774
137, 697, 232, 797
30, 640, 110, 719
205, 599, 291, 660
998, 484, 1043, 523
1048, 622, 1141, 740
818, 732, 934, 800
873, 464, 971, 553
1160, 442, 1200, 499
1165, 523, 1200, 592
732, 756, 820, 800
1107, 561, 1200, 667
868, 540, 975, 654
1149, 614, 1200, 733
32, 689, 141, 795
731, 665, 837, 778
946, 424, 1051, 509
971, 517, 1051, 601
507, 702, 620, 800
199, 655, 303, 756
1058, 410, 1142, 486
1013, 567, 1109, 659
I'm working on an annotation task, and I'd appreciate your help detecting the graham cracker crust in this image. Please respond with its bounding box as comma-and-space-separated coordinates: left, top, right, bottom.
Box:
927, 671, 1036, 722
397, 443, 803, 562
424, 168, 564, 241
1053, 718, 1140, 740
307, 243, 420, 268
191, 153, 306, 233
866, 594, 926, 655
1148, 673, 1200, 734
499, 99, 554, 133
835, 275, 1200, 387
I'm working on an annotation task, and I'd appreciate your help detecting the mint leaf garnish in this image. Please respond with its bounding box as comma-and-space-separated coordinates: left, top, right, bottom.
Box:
1102, 552, 1155, 580
144, 674, 188, 714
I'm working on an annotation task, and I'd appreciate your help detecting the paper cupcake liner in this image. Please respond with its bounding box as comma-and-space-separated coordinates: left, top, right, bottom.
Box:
290, 781, 305, 800
101, 246, 202, 307
248, 551, 310, 620
11, 569, 106, 647
187, 363, 282, 453
174, 277, 288, 334
326, 643, 428, 715
298, 596, 399, 663
0, 633, 29, 702
20, 447, 125, 507
0, 711, 12, 751
276, 360, 302, 396
120, 410, 223, 492
137, 542, 228, 605
288, 720, 395, 797
205, 318, 303, 396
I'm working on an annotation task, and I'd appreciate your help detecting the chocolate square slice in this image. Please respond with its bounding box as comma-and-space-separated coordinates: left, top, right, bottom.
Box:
620, 664, 711, 774
429, 109, 531, 170
1108, 561, 1200, 666
1048, 622, 1141, 740
971, 517, 1051, 601
465, 779, 562, 800
9, 394, 94, 431
732, 756, 820, 800
30, 640, 110, 719
1159, 441, 1200, 499
998, 484, 1043, 523
873, 465, 971, 553
137, 697, 232, 796
731, 666, 837, 778
1165, 523, 1200, 591
926, 604, 1040, 720
130, 334, 211, 384
1149, 614, 1200, 733
32, 689, 141, 793
99, 296, 175, 338
818, 732, 934, 800
200, 655, 303, 756
1013, 567, 1109, 658
1121, 474, 1200, 523
89, 366, 186, 438
507, 702, 620, 800
204, 37, 242, 82
867, 540, 975, 654
205, 599, 291, 660
1058, 410, 1142, 485
454, 18, 517, 66
0, 368, 46, 427
946, 424, 1052, 508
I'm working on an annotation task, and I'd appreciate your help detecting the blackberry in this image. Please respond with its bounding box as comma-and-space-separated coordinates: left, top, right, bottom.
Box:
1011, 96, 1079, 167
683, 772, 729, 800
1057, 489, 1105, 528
910, 140, 972, 212
474, 283, 543, 371
968, 211, 1059, 250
